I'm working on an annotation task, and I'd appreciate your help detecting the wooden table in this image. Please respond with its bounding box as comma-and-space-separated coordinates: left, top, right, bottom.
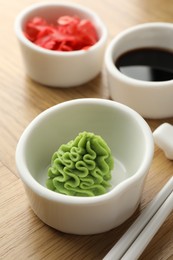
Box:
1, 0, 173, 259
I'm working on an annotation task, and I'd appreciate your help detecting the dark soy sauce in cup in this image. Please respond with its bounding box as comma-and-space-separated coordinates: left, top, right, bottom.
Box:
115, 47, 173, 81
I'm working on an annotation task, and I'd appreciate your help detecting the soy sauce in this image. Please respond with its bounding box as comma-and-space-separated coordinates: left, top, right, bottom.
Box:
115, 48, 173, 81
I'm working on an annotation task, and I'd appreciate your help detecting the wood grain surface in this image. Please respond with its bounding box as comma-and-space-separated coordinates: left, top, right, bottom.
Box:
1, 0, 173, 259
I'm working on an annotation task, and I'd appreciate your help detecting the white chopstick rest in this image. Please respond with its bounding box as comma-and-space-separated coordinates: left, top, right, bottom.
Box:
103, 176, 173, 260
153, 123, 173, 160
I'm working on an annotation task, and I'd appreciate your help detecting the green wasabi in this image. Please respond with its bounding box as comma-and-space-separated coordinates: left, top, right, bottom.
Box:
46, 132, 114, 197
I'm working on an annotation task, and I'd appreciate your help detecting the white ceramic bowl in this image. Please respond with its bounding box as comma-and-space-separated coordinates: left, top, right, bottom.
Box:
15, 2, 107, 87
16, 98, 154, 235
105, 22, 173, 119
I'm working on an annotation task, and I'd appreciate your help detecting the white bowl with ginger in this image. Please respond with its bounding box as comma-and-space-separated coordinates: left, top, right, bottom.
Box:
15, 2, 107, 87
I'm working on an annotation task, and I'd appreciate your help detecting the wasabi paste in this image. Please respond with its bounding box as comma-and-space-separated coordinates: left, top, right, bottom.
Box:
46, 132, 114, 196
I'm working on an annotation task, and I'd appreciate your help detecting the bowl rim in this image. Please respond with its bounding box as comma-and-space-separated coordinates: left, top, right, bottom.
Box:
15, 98, 154, 205
14, 1, 108, 56
105, 22, 173, 88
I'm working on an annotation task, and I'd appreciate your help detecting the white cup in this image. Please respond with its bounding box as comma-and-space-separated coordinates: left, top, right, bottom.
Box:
15, 2, 107, 87
105, 22, 173, 119
16, 98, 154, 234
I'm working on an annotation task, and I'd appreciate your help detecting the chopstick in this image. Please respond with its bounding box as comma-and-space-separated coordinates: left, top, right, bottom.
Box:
121, 189, 173, 259
103, 176, 173, 260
